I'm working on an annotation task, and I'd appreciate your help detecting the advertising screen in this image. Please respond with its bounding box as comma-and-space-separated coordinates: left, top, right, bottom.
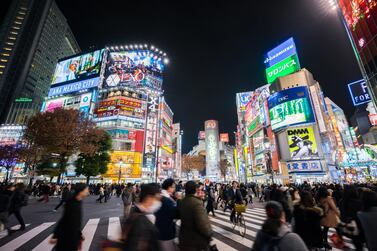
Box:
265, 54, 300, 83
348, 79, 371, 106
252, 129, 264, 154
264, 37, 298, 67
43, 92, 93, 113
94, 97, 146, 119
104, 50, 164, 91
286, 127, 318, 160
51, 49, 105, 86
236, 92, 252, 112
268, 86, 315, 131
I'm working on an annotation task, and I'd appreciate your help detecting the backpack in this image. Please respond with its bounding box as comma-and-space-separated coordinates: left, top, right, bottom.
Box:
260, 232, 290, 251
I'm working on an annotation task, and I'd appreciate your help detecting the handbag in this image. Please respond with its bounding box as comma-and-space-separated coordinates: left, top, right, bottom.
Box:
330, 233, 346, 249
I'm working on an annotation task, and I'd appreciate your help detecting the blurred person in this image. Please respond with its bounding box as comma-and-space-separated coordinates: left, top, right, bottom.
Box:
53, 184, 72, 212
293, 190, 323, 250
252, 201, 308, 251
121, 183, 161, 251
179, 181, 212, 251
37, 183, 50, 203
155, 179, 178, 251
7, 183, 28, 234
50, 183, 89, 251
96, 185, 105, 203
122, 183, 134, 219
227, 181, 243, 223
357, 189, 377, 251
205, 183, 216, 216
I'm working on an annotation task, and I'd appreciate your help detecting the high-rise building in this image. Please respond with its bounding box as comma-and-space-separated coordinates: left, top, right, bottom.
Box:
0, 0, 80, 124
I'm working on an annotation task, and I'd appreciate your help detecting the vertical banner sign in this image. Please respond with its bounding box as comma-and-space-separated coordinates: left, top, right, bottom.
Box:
309, 85, 327, 133
143, 95, 159, 173
205, 120, 220, 179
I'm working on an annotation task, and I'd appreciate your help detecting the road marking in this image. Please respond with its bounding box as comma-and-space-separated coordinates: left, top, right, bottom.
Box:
0, 224, 30, 240
107, 217, 121, 241
81, 218, 100, 251
31, 234, 54, 251
0, 222, 54, 251
210, 215, 258, 237
215, 210, 264, 227
211, 223, 253, 248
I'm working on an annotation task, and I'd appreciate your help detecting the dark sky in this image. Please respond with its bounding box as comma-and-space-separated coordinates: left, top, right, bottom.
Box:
55, 0, 361, 153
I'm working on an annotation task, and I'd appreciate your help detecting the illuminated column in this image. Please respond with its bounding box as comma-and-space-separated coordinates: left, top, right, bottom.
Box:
205, 120, 220, 179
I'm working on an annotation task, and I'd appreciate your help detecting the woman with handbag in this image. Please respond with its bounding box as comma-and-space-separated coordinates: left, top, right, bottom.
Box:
316, 187, 341, 250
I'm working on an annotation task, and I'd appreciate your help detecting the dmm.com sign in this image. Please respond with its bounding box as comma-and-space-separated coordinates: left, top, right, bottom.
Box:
265, 54, 300, 83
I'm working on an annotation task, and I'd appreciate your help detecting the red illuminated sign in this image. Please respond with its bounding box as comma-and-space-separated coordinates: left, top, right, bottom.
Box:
220, 133, 229, 143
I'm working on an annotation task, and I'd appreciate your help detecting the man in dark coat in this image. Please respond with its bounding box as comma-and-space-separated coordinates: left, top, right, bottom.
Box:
155, 178, 178, 251
50, 183, 89, 251
227, 181, 243, 222
178, 181, 213, 251
53, 184, 71, 212
8, 183, 27, 233
122, 183, 161, 251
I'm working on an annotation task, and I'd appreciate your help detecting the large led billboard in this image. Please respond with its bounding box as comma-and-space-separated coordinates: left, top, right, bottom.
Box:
348, 79, 371, 106
236, 92, 252, 112
104, 50, 164, 91
268, 86, 315, 131
286, 126, 318, 160
94, 97, 146, 119
265, 54, 300, 84
264, 37, 298, 67
51, 49, 105, 86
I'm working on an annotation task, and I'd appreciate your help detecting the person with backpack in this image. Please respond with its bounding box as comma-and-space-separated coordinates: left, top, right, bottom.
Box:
122, 183, 134, 219
252, 201, 308, 251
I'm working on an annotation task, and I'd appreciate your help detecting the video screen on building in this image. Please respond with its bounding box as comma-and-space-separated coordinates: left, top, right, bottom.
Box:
94, 97, 146, 120
286, 126, 318, 160
104, 50, 164, 91
51, 49, 105, 86
268, 86, 315, 131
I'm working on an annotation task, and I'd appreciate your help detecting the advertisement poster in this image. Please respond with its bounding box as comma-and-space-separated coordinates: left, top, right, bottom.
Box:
143, 95, 160, 170
94, 97, 146, 119
236, 92, 252, 112
205, 120, 220, 178
264, 37, 298, 67
347, 79, 371, 106
52, 49, 105, 86
287, 160, 322, 172
104, 50, 164, 91
220, 133, 229, 143
287, 127, 318, 160
265, 54, 300, 83
268, 86, 315, 131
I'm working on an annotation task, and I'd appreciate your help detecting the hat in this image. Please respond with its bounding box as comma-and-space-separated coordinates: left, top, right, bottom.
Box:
265, 201, 283, 220
289, 135, 309, 148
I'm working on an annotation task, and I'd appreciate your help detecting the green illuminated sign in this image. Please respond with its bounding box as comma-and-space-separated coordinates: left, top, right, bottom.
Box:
265, 54, 300, 83
15, 97, 33, 103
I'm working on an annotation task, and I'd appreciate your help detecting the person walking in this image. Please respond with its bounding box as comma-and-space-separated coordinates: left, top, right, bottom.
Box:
97, 185, 105, 203
121, 183, 161, 251
357, 189, 377, 251
252, 201, 308, 251
155, 178, 178, 251
7, 183, 28, 234
205, 183, 216, 217
316, 186, 341, 249
122, 183, 134, 219
50, 183, 89, 251
178, 181, 213, 251
227, 181, 243, 223
38, 183, 50, 203
53, 184, 71, 212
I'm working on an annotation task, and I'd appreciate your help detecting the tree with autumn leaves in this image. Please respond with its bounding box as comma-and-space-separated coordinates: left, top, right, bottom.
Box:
23, 108, 112, 183
181, 154, 206, 178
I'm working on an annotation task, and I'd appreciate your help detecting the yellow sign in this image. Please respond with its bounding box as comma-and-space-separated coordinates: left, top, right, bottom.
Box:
104, 151, 142, 180
287, 127, 318, 160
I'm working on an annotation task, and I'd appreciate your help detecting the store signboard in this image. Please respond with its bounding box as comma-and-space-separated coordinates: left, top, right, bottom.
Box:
264, 37, 298, 67
268, 86, 315, 131
265, 54, 300, 83
236, 92, 252, 112
348, 79, 371, 106
286, 126, 318, 160
48, 77, 100, 96
309, 85, 327, 133
287, 160, 322, 172
143, 95, 160, 169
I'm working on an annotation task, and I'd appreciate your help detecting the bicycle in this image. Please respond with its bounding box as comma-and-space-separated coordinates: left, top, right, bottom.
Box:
232, 203, 247, 237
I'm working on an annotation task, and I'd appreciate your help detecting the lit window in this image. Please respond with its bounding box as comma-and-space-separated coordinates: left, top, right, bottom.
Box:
0, 59, 7, 62
20, 7, 27, 11
12, 26, 20, 30
2, 53, 10, 57
14, 21, 21, 25
3, 48, 12, 51
10, 32, 18, 35
18, 11, 26, 15
0, 65, 5, 68
8, 37, 16, 40
0, 71, 3, 74
5, 42, 14, 46
16, 16, 24, 20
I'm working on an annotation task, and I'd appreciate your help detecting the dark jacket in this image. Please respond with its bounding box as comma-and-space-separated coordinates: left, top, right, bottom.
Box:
9, 189, 27, 212
0, 190, 13, 213
339, 198, 362, 223
123, 205, 160, 251
227, 188, 243, 204
61, 187, 71, 201
293, 204, 323, 249
357, 207, 377, 251
53, 197, 82, 251
252, 224, 309, 251
178, 194, 212, 249
155, 193, 177, 240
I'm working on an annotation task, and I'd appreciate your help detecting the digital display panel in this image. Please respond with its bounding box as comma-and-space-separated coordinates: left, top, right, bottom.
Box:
347, 79, 371, 106
104, 50, 164, 91
286, 126, 318, 160
265, 54, 300, 83
268, 86, 315, 131
94, 97, 146, 119
264, 37, 298, 67
51, 49, 105, 86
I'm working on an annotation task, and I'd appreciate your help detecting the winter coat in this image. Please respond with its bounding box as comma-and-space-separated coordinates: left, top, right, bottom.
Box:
339, 198, 362, 223
293, 204, 323, 249
252, 224, 309, 251
178, 194, 212, 250
319, 196, 340, 228
155, 190, 178, 240
53, 197, 82, 251
357, 207, 377, 251
9, 189, 27, 212
227, 188, 243, 205
123, 206, 160, 251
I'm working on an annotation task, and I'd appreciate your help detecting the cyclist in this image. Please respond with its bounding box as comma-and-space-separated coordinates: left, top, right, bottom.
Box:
227, 181, 244, 223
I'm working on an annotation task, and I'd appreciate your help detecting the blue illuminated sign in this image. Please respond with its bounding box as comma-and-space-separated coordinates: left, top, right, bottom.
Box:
48, 77, 100, 96
347, 79, 371, 106
264, 37, 298, 67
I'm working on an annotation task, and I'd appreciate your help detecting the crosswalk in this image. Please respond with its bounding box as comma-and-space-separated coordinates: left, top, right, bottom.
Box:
0, 207, 356, 251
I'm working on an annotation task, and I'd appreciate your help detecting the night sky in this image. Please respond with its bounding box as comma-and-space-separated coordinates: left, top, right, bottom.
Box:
56, 0, 360, 152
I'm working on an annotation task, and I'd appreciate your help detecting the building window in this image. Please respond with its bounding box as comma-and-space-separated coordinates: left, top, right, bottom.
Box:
8, 37, 16, 40
10, 32, 17, 35
0, 65, 5, 68
2, 53, 10, 57
18, 11, 26, 15
16, 16, 24, 20
14, 21, 22, 25
12, 26, 20, 30
0, 59, 7, 62
3, 48, 12, 51
5, 42, 14, 46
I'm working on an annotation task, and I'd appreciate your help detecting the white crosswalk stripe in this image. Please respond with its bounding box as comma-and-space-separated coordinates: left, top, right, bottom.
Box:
0, 208, 362, 251
0, 224, 30, 240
